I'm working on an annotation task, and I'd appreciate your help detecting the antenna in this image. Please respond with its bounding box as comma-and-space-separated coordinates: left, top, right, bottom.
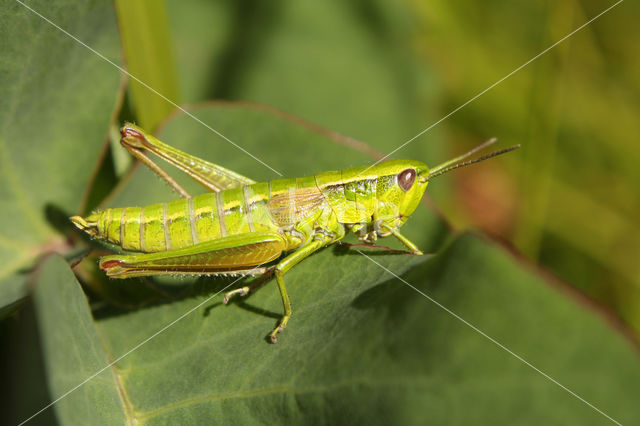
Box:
428, 139, 520, 180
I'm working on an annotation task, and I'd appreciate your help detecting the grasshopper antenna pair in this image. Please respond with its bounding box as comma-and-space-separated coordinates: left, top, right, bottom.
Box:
427, 138, 520, 180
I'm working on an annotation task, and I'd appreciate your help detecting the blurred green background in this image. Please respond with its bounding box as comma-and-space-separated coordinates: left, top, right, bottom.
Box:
407, 0, 640, 333
126, 0, 639, 332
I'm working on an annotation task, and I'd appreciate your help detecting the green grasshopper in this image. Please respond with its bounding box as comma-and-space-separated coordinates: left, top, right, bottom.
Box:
71, 123, 518, 342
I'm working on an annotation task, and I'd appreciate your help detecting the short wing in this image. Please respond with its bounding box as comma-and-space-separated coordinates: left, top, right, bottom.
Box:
267, 187, 327, 226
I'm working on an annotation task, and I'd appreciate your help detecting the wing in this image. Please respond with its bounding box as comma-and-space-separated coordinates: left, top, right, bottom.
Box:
267, 187, 327, 226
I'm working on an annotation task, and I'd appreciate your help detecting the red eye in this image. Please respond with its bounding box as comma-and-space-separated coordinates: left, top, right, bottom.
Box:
398, 168, 416, 191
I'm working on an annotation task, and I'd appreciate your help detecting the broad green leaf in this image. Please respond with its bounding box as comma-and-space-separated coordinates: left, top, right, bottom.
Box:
48, 106, 637, 424
115, 0, 179, 131
0, 0, 121, 307
32, 255, 127, 424
38, 234, 640, 424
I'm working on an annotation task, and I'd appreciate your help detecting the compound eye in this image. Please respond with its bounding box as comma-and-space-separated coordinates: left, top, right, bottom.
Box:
398, 168, 416, 191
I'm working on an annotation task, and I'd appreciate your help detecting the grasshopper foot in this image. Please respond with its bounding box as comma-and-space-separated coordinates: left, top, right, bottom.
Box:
223, 286, 249, 304
268, 315, 290, 343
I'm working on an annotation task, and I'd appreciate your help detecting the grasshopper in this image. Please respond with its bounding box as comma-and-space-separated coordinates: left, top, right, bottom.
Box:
71, 123, 518, 342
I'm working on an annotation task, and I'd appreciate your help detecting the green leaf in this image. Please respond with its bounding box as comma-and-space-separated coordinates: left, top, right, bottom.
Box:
0, 0, 122, 308
50, 105, 637, 424
37, 233, 640, 424
32, 255, 128, 424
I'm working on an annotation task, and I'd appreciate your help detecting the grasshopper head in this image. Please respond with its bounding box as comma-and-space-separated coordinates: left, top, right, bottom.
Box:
371, 160, 430, 231
372, 139, 520, 233
396, 161, 431, 223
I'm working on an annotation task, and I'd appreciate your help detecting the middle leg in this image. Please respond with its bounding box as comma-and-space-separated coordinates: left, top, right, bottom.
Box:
268, 237, 329, 343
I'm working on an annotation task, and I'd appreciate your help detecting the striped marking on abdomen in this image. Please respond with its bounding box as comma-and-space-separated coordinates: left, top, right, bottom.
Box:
101, 185, 276, 254
216, 191, 228, 237
192, 193, 222, 244
162, 202, 171, 250
188, 197, 199, 244
139, 207, 146, 252
120, 208, 126, 246
242, 184, 255, 233
121, 207, 142, 251
140, 202, 167, 252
